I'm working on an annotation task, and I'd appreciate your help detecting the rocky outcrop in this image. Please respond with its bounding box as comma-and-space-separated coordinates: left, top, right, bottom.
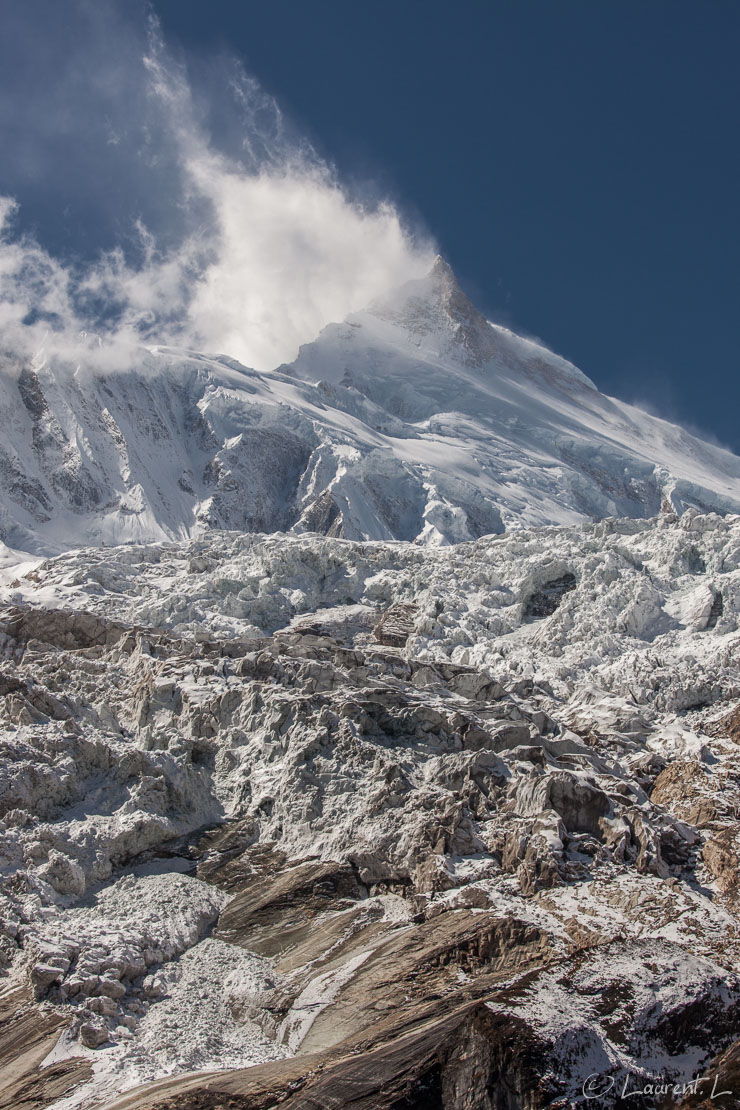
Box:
705, 703, 740, 745
373, 602, 418, 647
703, 828, 740, 897
0, 986, 91, 1110
678, 1036, 740, 1109
522, 572, 576, 621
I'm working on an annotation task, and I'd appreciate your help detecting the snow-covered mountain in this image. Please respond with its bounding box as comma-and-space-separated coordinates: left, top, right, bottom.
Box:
5, 255, 740, 1107
2, 256, 739, 558
4, 260, 740, 1108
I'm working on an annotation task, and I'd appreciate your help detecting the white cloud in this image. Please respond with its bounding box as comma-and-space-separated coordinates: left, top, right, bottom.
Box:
186, 161, 431, 367
0, 4, 434, 372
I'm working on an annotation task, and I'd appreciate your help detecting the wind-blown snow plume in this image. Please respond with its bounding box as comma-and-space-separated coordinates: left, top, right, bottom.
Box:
0, 0, 433, 371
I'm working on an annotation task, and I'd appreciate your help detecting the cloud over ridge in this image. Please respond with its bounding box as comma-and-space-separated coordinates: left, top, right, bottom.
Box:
0, 1, 433, 372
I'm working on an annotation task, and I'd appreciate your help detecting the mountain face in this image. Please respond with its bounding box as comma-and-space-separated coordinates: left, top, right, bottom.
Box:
1, 514, 740, 1108
3, 265, 740, 1110
1, 256, 739, 558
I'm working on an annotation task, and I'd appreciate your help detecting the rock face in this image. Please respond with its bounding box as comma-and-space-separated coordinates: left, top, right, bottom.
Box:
373, 602, 418, 646
1, 512, 740, 1108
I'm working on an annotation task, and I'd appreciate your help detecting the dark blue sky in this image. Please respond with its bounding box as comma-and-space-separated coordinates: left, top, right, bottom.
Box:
152, 0, 740, 452
1, 2, 737, 451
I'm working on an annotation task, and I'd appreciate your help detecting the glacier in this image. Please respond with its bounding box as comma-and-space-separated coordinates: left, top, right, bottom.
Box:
0, 512, 740, 1106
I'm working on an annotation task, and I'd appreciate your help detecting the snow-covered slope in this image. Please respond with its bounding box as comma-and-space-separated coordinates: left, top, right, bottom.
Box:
284, 258, 740, 537
1, 257, 739, 556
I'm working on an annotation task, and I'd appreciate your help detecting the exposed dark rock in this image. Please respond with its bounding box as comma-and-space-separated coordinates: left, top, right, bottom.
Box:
703, 828, 740, 897
677, 1036, 740, 1109
299, 490, 343, 537
705, 704, 740, 745
0, 988, 91, 1110
374, 603, 418, 647
212, 856, 366, 959
17, 369, 48, 421
707, 591, 724, 629
522, 573, 576, 621
1, 606, 129, 652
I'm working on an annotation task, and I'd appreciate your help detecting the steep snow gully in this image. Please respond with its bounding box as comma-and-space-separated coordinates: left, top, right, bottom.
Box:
1, 262, 740, 1109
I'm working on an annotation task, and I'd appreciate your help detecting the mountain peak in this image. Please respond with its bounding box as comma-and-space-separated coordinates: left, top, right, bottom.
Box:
428, 253, 457, 283
366, 255, 499, 367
